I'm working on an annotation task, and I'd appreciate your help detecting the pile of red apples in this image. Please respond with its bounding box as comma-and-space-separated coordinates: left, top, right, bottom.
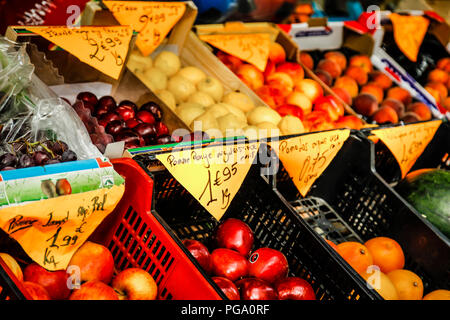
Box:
182, 218, 316, 300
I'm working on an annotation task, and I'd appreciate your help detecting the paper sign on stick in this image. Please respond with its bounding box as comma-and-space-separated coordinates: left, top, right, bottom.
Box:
156, 142, 260, 221
104, 1, 186, 56
371, 120, 442, 178
269, 130, 351, 197
25, 26, 133, 80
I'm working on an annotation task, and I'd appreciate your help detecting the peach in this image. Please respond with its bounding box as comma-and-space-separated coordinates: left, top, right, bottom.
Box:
300, 51, 314, 70
381, 98, 405, 118
407, 102, 432, 121
425, 81, 448, 102
236, 64, 264, 91
263, 60, 276, 78
334, 76, 359, 98
266, 72, 295, 93
332, 87, 353, 106
344, 65, 368, 86
313, 95, 344, 121
286, 91, 313, 115
315, 69, 333, 86
386, 87, 412, 106
256, 85, 286, 109
401, 112, 421, 123
295, 79, 323, 103
349, 55, 373, 73
437, 57, 450, 71
269, 42, 286, 65
369, 71, 393, 90
317, 59, 342, 79
324, 51, 347, 71
372, 106, 399, 124
361, 82, 384, 103
353, 93, 379, 117
275, 62, 304, 84
428, 69, 449, 84
334, 115, 364, 130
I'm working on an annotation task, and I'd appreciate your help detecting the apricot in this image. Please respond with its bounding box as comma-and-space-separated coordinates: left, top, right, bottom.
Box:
349, 55, 373, 73
369, 71, 393, 90
345, 65, 368, 86
324, 51, 347, 71
372, 106, 399, 124
353, 93, 379, 117
386, 87, 412, 106
428, 69, 449, 84
361, 83, 384, 103
334, 76, 359, 98
317, 59, 342, 79
300, 52, 314, 70
315, 69, 333, 86
407, 102, 432, 121
381, 98, 405, 118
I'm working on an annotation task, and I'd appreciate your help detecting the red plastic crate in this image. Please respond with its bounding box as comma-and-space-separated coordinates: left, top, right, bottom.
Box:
0, 158, 222, 300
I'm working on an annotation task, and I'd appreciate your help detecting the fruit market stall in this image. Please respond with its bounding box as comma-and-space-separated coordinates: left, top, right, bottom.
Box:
0, 0, 449, 305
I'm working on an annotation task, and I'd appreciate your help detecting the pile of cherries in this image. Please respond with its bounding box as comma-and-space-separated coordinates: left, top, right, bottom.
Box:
0, 138, 77, 171
75, 92, 174, 150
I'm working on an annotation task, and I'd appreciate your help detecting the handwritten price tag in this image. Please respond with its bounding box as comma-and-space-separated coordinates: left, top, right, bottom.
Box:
371, 120, 442, 178
269, 130, 351, 197
0, 185, 125, 271
25, 26, 133, 80
104, 1, 186, 56
199, 33, 271, 72
156, 142, 260, 221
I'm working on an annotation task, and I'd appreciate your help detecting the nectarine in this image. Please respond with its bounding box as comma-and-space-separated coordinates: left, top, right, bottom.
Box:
401, 111, 421, 123
317, 59, 342, 79
407, 102, 432, 121
313, 95, 344, 122
256, 85, 286, 108
300, 52, 314, 70
286, 91, 313, 115
266, 72, 295, 93
381, 98, 405, 118
372, 106, 399, 124
303, 110, 334, 132
275, 62, 304, 84
217, 50, 243, 72
324, 51, 347, 71
295, 79, 323, 103
361, 83, 384, 103
269, 42, 286, 65
332, 87, 353, 106
315, 69, 333, 86
263, 60, 276, 78
334, 115, 364, 130
369, 71, 393, 90
345, 65, 368, 86
349, 55, 373, 73
386, 87, 412, 106
236, 64, 264, 91
334, 76, 359, 98
353, 93, 379, 117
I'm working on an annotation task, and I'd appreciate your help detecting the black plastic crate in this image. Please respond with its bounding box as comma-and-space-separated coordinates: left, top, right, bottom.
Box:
269, 131, 450, 296
139, 153, 381, 300
0, 257, 27, 300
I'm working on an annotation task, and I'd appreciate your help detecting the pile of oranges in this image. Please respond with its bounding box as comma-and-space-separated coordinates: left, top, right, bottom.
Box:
326, 237, 450, 300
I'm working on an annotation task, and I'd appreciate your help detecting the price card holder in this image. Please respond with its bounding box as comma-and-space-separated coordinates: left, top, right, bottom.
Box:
269, 130, 351, 197
155, 141, 260, 221
371, 120, 442, 178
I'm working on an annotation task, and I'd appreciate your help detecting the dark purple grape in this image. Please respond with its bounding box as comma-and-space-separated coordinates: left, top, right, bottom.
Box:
0, 153, 17, 169
77, 92, 98, 106
33, 151, 50, 166
44, 158, 61, 165
18, 154, 34, 168
44, 141, 68, 156
61, 150, 77, 162
140, 102, 163, 122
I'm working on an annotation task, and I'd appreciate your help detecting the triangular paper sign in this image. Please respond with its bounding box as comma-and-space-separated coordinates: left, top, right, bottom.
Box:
25, 26, 133, 80
371, 120, 442, 178
199, 33, 271, 72
104, 1, 186, 56
156, 142, 260, 221
390, 13, 429, 62
269, 129, 351, 197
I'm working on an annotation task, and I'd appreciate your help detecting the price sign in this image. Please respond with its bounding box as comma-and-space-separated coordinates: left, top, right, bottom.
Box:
25, 26, 133, 80
269, 130, 351, 197
156, 142, 260, 221
199, 33, 271, 72
371, 120, 442, 178
104, 1, 186, 56
0, 185, 125, 271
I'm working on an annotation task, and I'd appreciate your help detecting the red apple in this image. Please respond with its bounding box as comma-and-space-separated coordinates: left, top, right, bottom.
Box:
212, 276, 240, 300
112, 268, 158, 300
22, 281, 51, 300
276, 104, 304, 120
213, 218, 254, 256
235, 278, 278, 300
69, 280, 119, 300
275, 62, 304, 84
23, 263, 71, 300
182, 239, 212, 274
68, 241, 114, 284
210, 248, 249, 281
115, 105, 136, 122
248, 248, 288, 284
136, 110, 156, 125
275, 277, 316, 300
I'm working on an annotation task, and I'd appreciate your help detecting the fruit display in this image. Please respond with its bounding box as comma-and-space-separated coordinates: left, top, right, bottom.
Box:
424, 57, 450, 112
182, 218, 316, 300
1, 241, 158, 300
72, 92, 174, 152
304, 49, 434, 125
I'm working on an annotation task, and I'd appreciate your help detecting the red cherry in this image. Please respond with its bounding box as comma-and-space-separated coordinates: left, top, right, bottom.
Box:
116, 105, 136, 121
97, 112, 121, 127
136, 110, 156, 124
156, 122, 169, 136
125, 118, 142, 129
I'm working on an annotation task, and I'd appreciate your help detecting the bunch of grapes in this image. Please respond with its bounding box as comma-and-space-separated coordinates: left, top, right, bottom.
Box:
0, 139, 78, 171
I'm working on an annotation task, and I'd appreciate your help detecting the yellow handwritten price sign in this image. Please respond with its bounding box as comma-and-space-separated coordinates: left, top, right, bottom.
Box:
199, 33, 271, 72
0, 185, 125, 271
25, 25, 133, 80
371, 120, 442, 178
156, 142, 260, 221
269, 130, 351, 197
104, 1, 186, 56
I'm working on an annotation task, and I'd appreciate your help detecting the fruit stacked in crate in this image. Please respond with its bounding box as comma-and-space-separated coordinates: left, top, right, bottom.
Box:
424, 57, 450, 112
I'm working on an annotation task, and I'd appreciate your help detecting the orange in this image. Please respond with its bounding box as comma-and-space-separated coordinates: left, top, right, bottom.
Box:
387, 269, 423, 300
364, 237, 405, 273
423, 289, 450, 300
361, 268, 399, 300
325, 239, 338, 250
336, 242, 373, 275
